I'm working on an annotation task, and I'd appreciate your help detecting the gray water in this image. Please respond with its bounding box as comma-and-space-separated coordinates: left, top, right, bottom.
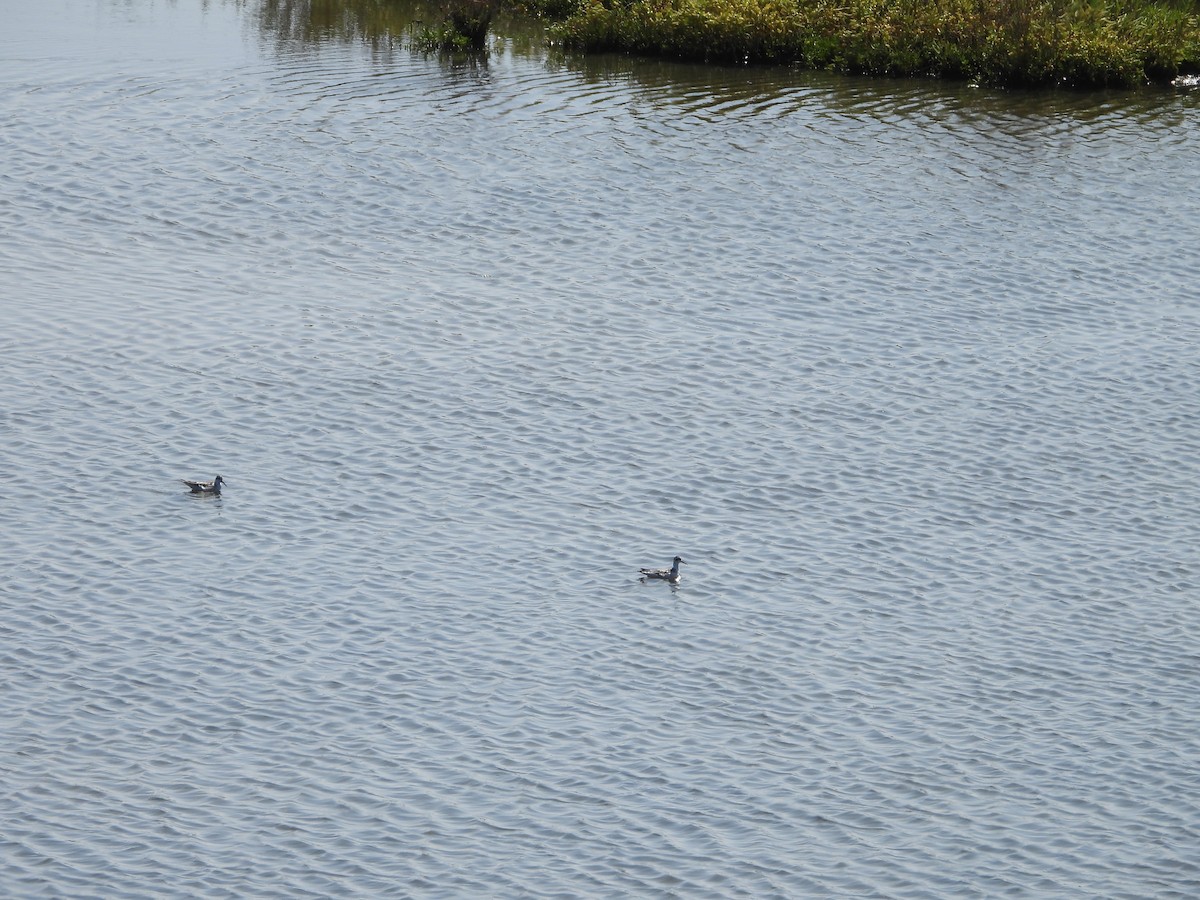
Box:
2, 0, 1199, 896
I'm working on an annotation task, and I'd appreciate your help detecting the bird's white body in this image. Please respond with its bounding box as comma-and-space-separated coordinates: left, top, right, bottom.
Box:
640, 556, 684, 584
183, 475, 225, 494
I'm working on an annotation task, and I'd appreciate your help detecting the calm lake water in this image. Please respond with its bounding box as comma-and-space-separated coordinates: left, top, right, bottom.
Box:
2, 0, 1199, 896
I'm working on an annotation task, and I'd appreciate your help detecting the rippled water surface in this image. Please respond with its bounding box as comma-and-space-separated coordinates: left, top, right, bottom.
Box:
3, 0, 1199, 895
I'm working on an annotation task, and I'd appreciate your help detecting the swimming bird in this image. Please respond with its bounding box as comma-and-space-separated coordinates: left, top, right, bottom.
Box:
182, 475, 225, 494
639, 556, 684, 584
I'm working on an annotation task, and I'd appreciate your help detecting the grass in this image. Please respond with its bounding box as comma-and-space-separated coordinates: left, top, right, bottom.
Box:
260, 0, 1200, 85
542, 0, 1200, 86
414, 0, 504, 49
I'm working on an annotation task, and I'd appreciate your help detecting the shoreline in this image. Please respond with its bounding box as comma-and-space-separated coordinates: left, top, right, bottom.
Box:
539, 0, 1200, 88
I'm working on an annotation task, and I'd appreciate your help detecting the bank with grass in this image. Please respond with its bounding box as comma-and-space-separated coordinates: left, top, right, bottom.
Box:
537, 0, 1200, 87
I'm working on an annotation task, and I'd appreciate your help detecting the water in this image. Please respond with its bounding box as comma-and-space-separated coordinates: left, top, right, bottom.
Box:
2, 0, 1199, 895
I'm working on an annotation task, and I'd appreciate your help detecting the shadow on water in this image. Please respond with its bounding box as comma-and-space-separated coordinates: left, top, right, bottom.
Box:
255, 0, 546, 60
558, 53, 1200, 127
257, 0, 419, 44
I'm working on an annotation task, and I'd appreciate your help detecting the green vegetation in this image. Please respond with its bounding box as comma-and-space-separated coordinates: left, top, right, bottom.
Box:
542, 0, 1200, 86
414, 0, 503, 49
260, 0, 1200, 86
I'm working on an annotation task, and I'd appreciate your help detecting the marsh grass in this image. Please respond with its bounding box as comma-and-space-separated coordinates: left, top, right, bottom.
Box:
548, 0, 1200, 85
411, 0, 504, 50
263, 0, 1199, 84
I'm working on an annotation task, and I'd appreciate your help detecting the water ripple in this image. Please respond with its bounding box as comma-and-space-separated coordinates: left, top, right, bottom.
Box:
3, 0, 1200, 897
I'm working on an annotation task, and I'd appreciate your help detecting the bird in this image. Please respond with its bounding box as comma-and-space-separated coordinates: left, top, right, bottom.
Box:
639, 556, 684, 584
182, 475, 226, 494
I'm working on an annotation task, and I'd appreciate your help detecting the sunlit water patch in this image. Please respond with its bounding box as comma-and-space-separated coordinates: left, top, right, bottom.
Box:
2, 0, 1199, 896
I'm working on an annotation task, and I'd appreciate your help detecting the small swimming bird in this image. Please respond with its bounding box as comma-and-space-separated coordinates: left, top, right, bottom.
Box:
182, 475, 226, 494
639, 556, 684, 584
